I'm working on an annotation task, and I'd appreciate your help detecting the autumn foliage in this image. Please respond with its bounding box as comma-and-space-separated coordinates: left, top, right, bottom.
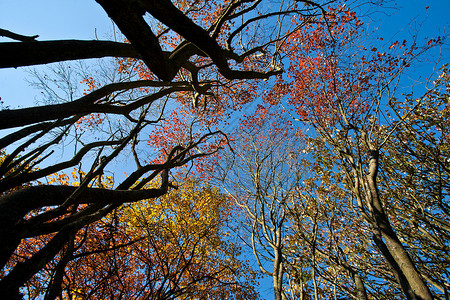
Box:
1, 0, 449, 299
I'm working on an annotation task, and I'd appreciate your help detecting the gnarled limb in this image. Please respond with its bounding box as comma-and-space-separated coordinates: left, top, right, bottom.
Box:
0, 40, 140, 69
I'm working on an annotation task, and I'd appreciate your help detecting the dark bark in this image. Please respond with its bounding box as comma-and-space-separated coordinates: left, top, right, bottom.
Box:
43, 236, 75, 300
0, 168, 170, 297
0, 223, 83, 297
0, 85, 191, 129
96, 0, 172, 81
0, 117, 78, 149
96, 0, 282, 82
0, 28, 38, 42
0, 140, 121, 193
0, 183, 169, 266
0, 185, 169, 223
0, 40, 140, 69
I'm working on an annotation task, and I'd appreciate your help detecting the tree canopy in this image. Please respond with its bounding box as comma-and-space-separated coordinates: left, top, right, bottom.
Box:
1, 0, 449, 299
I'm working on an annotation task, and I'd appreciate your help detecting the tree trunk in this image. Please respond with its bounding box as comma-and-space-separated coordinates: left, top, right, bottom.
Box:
353, 273, 368, 300
366, 150, 433, 300
273, 243, 284, 300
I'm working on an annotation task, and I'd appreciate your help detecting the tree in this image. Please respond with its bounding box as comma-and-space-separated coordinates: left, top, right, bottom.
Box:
379, 64, 450, 295
15, 175, 257, 299
216, 108, 305, 300
120, 178, 258, 299
0, 0, 332, 298
265, 5, 447, 299
216, 107, 376, 300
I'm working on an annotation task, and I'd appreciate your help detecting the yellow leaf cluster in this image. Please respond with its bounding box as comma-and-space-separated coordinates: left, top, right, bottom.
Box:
46, 168, 114, 188
124, 178, 230, 245
120, 177, 244, 296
